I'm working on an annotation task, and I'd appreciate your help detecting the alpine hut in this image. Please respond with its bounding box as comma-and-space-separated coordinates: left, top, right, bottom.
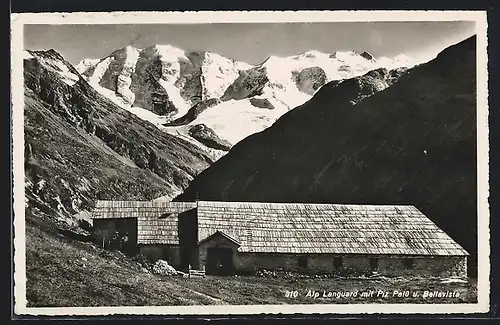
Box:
91, 200, 469, 277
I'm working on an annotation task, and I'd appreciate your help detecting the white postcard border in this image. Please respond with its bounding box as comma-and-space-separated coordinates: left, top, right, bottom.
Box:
11, 10, 490, 316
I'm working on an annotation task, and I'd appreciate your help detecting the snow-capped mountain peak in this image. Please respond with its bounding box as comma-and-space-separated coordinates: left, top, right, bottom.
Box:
144, 44, 188, 62
293, 50, 330, 60
78, 44, 255, 120
76, 44, 418, 149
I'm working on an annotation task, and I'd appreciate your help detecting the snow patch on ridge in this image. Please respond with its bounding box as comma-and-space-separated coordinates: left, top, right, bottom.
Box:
110, 103, 226, 161
115, 46, 140, 106
126, 106, 170, 127
154, 44, 189, 64
377, 54, 417, 70
157, 79, 191, 119
153, 45, 192, 118
24, 50, 35, 60
88, 57, 112, 86
81, 47, 141, 107
193, 99, 286, 145
35, 55, 80, 86
75, 58, 100, 74
201, 52, 251, 99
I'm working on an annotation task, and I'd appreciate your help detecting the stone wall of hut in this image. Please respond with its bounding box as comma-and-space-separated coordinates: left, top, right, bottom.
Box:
202, 251, 467, 277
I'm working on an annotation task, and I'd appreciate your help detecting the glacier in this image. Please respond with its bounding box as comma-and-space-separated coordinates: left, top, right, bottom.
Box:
76, 45, 421, 149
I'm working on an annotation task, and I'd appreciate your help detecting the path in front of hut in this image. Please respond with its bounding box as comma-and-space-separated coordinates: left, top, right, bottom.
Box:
183, 286, 227, 304
160, 278, 228, 305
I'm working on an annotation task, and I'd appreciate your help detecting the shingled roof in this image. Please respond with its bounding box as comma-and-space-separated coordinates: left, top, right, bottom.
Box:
92, 200, 468, 256
196, 201, 469, 256
92, 200, 196, 244
92, 200, 196, 219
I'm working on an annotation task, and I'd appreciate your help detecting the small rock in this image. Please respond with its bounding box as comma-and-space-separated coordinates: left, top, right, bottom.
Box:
152, 259, 177, 276
293, 66, 328, 95
188, 124, 232, 151
360, 51, 375, 61
250, 98, 275, 109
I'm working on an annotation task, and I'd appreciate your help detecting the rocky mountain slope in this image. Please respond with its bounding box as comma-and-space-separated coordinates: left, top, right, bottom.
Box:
23, 49, 216, 223
78, 46, 416, 147
176, 36, 478, 273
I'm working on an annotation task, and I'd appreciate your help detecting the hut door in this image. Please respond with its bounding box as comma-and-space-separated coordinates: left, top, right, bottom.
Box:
206, 247, 234, 275
369, 258, 379, 271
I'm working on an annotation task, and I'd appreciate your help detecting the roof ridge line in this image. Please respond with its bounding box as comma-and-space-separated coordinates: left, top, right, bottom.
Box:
196, 200, 418, 208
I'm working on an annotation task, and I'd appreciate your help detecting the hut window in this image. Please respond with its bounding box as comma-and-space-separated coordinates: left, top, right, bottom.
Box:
298, 256, 309, 268
333, 257, 343, 268
403, 258, 414, 269
369, 258, 379, 270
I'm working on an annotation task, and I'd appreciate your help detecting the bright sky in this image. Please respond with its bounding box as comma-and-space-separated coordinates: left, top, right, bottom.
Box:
24, 22, 476, 66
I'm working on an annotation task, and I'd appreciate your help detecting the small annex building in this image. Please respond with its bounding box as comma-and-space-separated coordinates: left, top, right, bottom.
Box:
91, 200, 197, 267
91, 200, 469, 277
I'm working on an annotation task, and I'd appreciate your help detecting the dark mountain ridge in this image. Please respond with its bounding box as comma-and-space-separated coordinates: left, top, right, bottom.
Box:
176, 36, 478, 274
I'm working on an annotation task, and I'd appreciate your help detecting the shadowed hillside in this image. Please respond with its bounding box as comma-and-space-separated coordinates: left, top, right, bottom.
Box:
23, 49, 215, 219
176, 36, 478, 274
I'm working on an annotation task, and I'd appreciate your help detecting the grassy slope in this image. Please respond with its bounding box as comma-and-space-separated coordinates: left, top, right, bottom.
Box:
26, 211, 476, 307
176, 37, 478, 273
26, 211, 221, 306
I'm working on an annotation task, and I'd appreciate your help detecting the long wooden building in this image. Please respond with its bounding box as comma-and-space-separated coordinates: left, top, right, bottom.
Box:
91, 200, 469, 277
